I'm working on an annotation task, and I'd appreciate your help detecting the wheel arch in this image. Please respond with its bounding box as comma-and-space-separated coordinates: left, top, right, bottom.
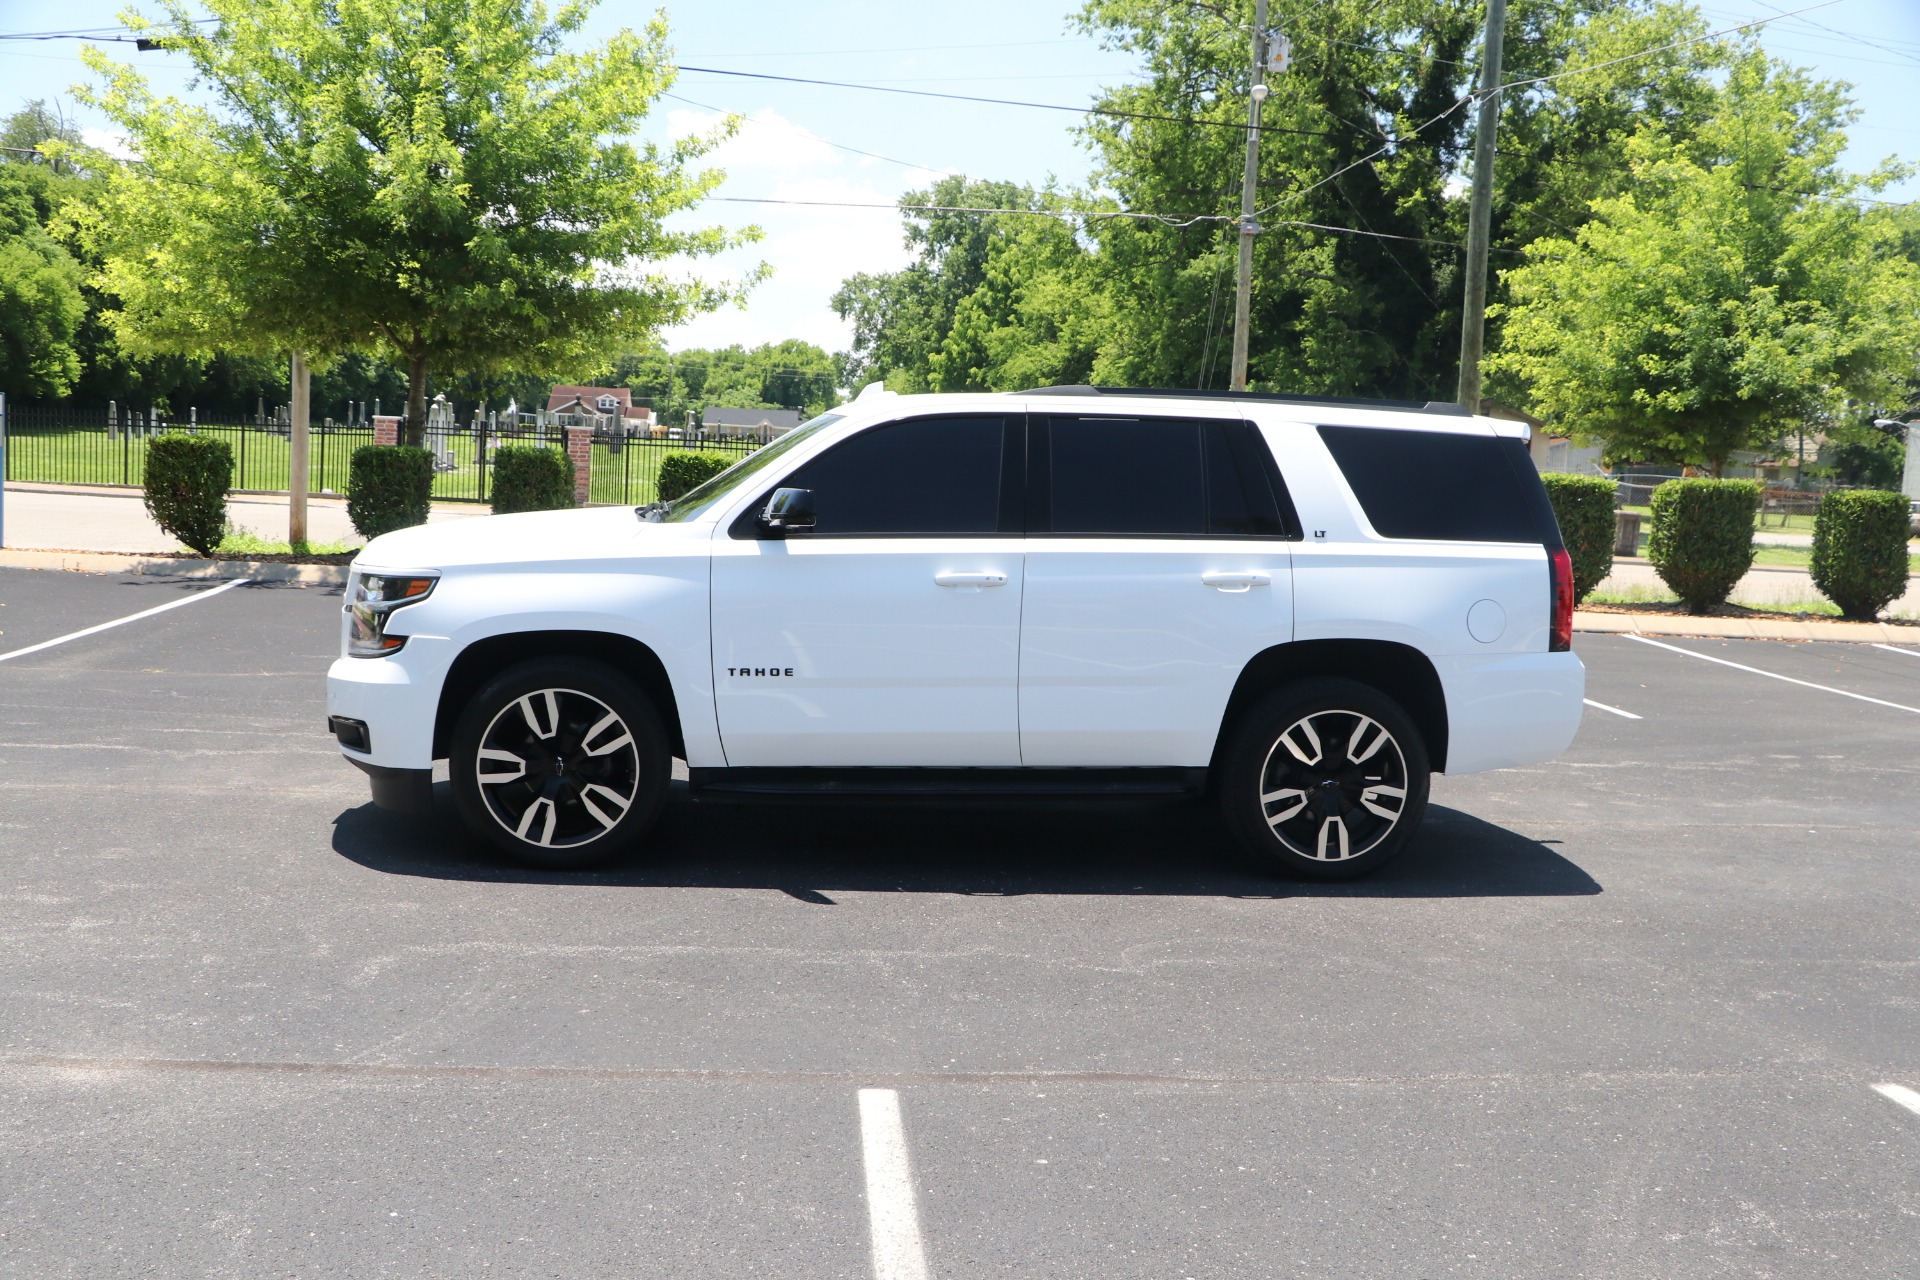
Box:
1211, 640, 1449, 773
433, 630, 685, 760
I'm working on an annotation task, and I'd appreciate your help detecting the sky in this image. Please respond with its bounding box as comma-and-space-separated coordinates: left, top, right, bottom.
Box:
1, 0, 1916, 358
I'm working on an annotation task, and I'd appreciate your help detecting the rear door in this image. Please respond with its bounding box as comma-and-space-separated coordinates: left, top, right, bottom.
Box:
1017, 412, 1298, 767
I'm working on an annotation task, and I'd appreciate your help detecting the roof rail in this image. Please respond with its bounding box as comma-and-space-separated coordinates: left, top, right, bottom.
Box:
1018, 385, 1472, 417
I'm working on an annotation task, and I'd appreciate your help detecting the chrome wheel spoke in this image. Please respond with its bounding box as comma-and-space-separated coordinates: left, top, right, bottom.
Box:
582, 711, 633, 758
1279, 719, 1323, 766
518, 690, 561, 740
1360, 784, 1406, 820
514, 795, 559, 846
476, 747, 528, 784
1261, 786, 1308, 825
578, 783, 632, 830
1347, 717, 1388, 765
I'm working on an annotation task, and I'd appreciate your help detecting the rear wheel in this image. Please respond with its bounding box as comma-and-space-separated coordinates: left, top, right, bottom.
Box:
450, 658, 670, 869
1218, 678, 1430, 879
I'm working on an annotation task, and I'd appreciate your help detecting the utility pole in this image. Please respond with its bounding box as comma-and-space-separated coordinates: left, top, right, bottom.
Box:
1229, 0, 1271, 393
1455, 0, 1508, 413
289, 351, 310, 548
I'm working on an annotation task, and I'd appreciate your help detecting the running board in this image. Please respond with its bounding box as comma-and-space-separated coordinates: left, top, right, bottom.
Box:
687, 767, 1208, 798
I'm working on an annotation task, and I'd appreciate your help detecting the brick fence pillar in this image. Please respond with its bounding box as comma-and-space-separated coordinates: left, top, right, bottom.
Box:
372, 415, 400, 447
566, 426, 593, 507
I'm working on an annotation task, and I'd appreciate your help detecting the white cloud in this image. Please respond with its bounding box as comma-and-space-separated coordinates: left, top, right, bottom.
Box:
80, 128, 138, 161
652, 106, 955, 354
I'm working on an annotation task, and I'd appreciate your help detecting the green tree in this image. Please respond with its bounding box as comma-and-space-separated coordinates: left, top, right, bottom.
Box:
1489, 49, 1920, 473
77, 0, 752, 444
0, 164, 87, 400
832, 176, 1041, 391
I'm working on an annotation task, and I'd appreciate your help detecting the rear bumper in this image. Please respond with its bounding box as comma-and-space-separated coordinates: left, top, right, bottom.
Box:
1435, 650, 1586, 774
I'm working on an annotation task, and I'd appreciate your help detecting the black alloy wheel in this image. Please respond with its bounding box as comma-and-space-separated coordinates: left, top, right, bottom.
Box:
450, 658, 670, 869
1218, 678, 1430, 879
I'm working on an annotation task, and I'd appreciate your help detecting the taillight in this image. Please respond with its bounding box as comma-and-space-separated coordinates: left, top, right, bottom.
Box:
1548, 547, 1574, 652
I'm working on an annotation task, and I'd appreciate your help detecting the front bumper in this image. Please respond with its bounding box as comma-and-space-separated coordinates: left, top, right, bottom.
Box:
326, 638, 449, 771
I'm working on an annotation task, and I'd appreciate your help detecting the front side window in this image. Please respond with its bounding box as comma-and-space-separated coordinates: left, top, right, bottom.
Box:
654, 413, 844, 523
745, 414, 1016, 538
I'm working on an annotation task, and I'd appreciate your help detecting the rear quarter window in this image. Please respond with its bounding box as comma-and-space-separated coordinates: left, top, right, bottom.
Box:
1317, 425, 1561, 545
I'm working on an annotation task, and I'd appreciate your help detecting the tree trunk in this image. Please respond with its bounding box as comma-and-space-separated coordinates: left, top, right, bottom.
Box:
405, 355, 429, 448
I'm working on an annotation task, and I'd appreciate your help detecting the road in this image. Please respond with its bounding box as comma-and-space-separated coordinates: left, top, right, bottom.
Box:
2, 567, 1918, 1278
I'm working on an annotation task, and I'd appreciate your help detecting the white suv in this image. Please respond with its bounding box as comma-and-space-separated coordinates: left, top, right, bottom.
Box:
327, 385, 1584, 879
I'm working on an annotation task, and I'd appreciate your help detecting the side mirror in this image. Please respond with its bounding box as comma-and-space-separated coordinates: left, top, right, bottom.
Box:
758, 487, 816, 535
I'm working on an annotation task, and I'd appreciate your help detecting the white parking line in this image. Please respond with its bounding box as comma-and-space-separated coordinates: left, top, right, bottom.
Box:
0, 578, 250, 665
858, 1088, 932, 1280
1872, 1082, 1920, 1117
1871, 643, 1920, 659
1583, 698, 1642, 720
1622, 634, 1920, 716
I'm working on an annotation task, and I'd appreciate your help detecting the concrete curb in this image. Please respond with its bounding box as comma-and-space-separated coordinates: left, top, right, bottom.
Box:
1574, 610, 1916, 643
0, 547, 348, 586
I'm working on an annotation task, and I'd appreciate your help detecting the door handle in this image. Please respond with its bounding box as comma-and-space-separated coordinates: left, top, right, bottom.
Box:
1201, 571, 1271, 591
934, 571, 1008, 588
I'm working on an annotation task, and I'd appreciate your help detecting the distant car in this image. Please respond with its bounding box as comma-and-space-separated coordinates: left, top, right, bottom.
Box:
1910, 499, 1919, 536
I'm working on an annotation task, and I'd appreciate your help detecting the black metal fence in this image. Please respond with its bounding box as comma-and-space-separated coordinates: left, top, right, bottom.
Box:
1, 406, 760, 506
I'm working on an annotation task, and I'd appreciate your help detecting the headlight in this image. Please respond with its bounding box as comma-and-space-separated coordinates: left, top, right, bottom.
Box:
347, 572, 437, 657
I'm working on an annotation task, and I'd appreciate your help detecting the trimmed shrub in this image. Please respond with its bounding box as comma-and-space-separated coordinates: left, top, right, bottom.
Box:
490, 444, 575, 514
143, 432, 233, 556
347, 445, 434, 539
1540, 473, 1618, 601
657, 450, 738, 501
1811, 489, 1911, 621
1646, 478, 1761, 613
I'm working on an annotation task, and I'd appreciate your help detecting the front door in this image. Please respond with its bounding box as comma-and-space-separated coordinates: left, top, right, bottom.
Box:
710, 413, 1026, 767
1018, 413, 1298, 767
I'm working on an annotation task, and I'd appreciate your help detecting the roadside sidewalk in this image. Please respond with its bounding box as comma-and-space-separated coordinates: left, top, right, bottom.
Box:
0, 481, 485, 554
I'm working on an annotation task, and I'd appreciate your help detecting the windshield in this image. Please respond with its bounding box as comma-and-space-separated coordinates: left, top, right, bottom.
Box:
646, 413, 845, 523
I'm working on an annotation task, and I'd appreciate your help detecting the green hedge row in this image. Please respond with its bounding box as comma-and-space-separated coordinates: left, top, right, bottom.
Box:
657, 450, 738, 501
1648, 479, 1761, 614
1812, 490, 1910, 620
491, 445, 575, 514
1540, 474, 1617, 602
143, 433, 233, 556
347, 446, 434, 540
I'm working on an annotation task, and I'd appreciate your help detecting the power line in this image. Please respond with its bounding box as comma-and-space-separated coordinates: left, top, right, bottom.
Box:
676, 65, 1350, 140
1493, 0, 1851, 94
709, 195, 1232, 228
660, 92, 948, 173
1742, 0, 1920, 68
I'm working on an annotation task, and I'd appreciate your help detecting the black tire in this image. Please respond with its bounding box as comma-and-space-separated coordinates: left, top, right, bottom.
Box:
1217, 677, 1431, 880
450, 658, 671, 870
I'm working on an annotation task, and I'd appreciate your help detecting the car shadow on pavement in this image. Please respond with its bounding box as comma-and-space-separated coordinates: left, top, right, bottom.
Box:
331, 787, 1600, 900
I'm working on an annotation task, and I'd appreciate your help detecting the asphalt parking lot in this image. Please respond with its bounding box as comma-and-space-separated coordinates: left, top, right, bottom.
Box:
2, 567, 1918, 1278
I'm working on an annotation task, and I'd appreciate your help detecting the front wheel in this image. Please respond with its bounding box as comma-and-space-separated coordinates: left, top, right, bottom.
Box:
450, 658, 671, 869
1217, 678, 1431, 880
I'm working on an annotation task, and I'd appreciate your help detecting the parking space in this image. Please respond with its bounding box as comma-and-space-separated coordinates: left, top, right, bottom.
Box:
3, 568, 1919, 1277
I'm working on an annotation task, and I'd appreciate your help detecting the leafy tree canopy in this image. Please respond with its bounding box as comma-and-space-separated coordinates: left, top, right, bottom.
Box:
75, 0, 754, 444
0, 163, 87, 400
1488, 46, 1920, 472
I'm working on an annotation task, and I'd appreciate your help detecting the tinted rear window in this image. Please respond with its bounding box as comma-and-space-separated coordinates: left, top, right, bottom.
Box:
1038, 416, 1296, 538
1318, 425, 1559, 544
